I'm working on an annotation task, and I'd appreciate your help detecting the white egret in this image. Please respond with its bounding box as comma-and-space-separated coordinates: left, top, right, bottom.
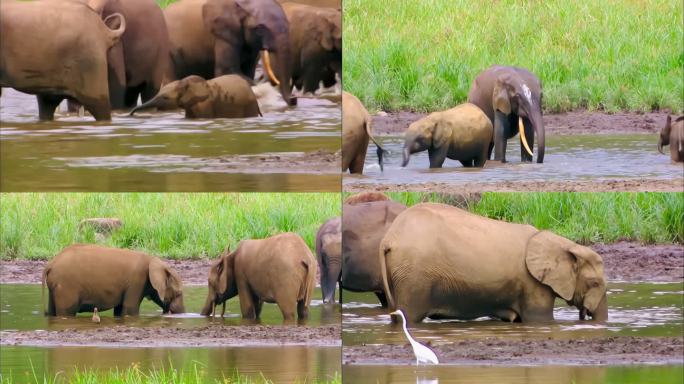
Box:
390, 309, 439, 365
91, 307, 101, 323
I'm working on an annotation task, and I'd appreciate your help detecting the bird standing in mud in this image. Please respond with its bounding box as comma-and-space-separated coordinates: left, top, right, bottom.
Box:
390, 309, 439, 365
92, 307, 100, 323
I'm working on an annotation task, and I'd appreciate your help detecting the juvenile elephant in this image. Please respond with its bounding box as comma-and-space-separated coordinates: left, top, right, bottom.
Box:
380, 203, 608, 324
43, 244, 185, 316
342, 199, 407, 307
658, 115, 684, 163
200, 233, 316, 321
343, 92, 386, 173
402, 103, 493, 168
129, 75, 261, 118
282, 3, 341, 93
316, 217, 341, 304
468, 65, 546, 163
0, 0, 125, 121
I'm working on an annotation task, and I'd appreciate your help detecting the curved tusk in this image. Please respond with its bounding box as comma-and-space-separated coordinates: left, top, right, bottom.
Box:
261, 50, 280, 86
519, 117, 534, 157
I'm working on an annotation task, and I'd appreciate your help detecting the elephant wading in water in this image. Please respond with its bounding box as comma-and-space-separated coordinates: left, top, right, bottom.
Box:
316, 217, 341, 303
658, 115, 684, 163
380, 203, 608, 324
343, 92, 386, 173
201, 233, 316, 321
164, 0, 293, 105
0, 0, 125, 121
130, 75, 261, 118
43, 244, 185, 316
468, 65, 546, 163
402, 103, 493, 168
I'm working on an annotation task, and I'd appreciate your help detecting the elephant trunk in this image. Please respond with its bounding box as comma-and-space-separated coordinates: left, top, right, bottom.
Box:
200, 295, 214, 317
588, 294, 608, 322
531, 110, 545, 163
401, 146, 411, 167
129, 97, 161, 115
658, 136, 665, 154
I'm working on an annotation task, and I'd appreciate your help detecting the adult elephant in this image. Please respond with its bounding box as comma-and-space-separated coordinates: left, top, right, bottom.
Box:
43, 244, 185, 316
343, 91, 385, 173
342, 199, 407, 307
164, 0, 293, 105
316, 216, 341, 304
467, 65, 546, 163
0, 0, 125, 120
282, 3, 341, 93
380, 203, 607, 324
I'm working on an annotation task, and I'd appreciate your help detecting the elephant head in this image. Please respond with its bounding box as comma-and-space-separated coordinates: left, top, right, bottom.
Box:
525, 231, 608, 321
129, 76, 210, 114
402, 115, 445, 166
493, 72, 545, 163
201, 249, 238, 317
658, 115, 672, 154
148, 258, 185, 314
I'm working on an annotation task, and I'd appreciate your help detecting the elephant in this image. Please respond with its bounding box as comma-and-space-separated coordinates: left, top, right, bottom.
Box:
467, 65, 546, 163
0, 0, 125, 121
342, 199, 407, 307
658, 115, 684, 163
164, 0, 293, 105
282, 3, 341, 93
402, 103, 493, 168
129, 75, 261, 118
342, 91, 386, 173
43, 244, 185, 316
379, 203, 608, 324
316, 217, 341, 304
343, 191, 389, 205
200, 233, 316, 321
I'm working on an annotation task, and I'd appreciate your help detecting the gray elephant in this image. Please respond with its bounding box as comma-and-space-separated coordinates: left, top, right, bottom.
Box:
468, 65, 546, 163
659, 115, 683, 163
380, 203, 608, 324
402, 103, 493, 168
44, 244, 185, 316
316, 217, 341, 304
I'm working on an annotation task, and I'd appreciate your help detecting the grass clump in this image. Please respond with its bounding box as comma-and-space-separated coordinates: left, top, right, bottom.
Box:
344, 0, 683, 113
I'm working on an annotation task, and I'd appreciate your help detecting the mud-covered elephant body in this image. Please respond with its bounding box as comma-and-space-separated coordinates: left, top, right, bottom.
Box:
316, 217, 341, 303
659, 115, 684, 163
342, 91, 385, 173
130, 75, 261, 118
380, 203, 608, 324
468, 65, 545, 163
342, 200, 407, 306
44, 244, 185, 316
201, 233, 316, 321
402, 103, 493, 168
0, 0, 125, 121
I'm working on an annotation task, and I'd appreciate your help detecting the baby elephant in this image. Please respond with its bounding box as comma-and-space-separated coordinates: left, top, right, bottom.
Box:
201, 233, 317, 321
402, 103, 493, 168
659, 115, 683, 163
44, 244, 185, 316
129, 75, 261, 118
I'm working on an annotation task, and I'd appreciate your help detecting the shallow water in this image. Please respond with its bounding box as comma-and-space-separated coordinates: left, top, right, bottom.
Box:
348, 135, 683, 185
0, 89, 341, 192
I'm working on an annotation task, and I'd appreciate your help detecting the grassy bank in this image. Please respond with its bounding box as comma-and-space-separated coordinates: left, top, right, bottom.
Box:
382, 192, 684, 244
344, 0, 683, 113
0, 193, 340, 260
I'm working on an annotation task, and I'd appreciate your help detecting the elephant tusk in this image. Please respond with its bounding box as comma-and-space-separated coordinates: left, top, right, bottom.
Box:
261, 50, 280, 86
519, 117, 534, 157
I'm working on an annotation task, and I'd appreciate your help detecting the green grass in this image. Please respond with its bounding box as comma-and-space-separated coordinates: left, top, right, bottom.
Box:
344, 0, 684, 113
0, 193, 340, 260
380, 192, 684, 244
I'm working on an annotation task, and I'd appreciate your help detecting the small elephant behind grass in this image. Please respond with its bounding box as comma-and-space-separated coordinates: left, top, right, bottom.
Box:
659, 115, 684, 163
402, 103, 493, 168
130, 75, 261, 118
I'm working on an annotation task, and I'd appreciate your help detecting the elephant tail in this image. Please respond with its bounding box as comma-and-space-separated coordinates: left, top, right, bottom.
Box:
364, 118, 387, 172
41, 265, 50, 316
378, 243, 396, 310
102, 12, 127, 49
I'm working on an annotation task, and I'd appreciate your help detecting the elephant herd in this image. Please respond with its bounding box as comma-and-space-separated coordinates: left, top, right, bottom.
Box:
0, 0, 341, 121
316, 192, 609, 324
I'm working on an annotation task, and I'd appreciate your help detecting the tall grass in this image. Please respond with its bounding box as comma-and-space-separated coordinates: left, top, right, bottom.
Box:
0, 193, 340, 260
344, 0, 684, 113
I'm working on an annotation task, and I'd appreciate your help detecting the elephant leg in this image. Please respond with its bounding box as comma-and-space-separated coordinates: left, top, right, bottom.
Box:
459, 159, 475, 167
279, 300, 297, 322
428, 147, 448, 168
349, 150, 367, 174
113, 304, 123, 317
214, 39, 243, 77
37, 94, 64, 120
237, 281, 257, 319
254, 299, 264, 319
296, 299, 309, 320
493, 111, 510, 162
375, 291, 388, 308
77, 93, 112, 121
51, 286, 79, 316
46, 289, 57, 316
521, 116, 534, 163
240, 49, 259, 80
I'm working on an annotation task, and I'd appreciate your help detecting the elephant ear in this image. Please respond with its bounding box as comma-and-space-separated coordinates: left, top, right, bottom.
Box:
317, 15, 338, 52
492, 79, 511, 115
525, 231, 578, 301
217, 249, 236, 296
149, 258, 171, 302
179, 76, 210, 107
429, 114, 449, 149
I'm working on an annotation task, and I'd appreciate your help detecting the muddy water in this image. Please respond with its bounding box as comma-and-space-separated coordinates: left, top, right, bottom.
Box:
0, 89, 341, 192
348, 135, 683, 185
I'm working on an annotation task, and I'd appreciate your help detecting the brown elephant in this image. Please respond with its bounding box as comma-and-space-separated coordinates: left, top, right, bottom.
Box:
342, 199, 407, 307
316, 217, 341, 304
343, 91, 386, 173
0, 0, 125, 121
129, 75, 261, 118
402, 103, 493, 168
659, 115, 684, 163
164, 0, 293, 105
468, 65, 546, 163
43, 244, 185, 316
282, 3, 341, 93
380, 203, 608, 324
200, 233, 316, 321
